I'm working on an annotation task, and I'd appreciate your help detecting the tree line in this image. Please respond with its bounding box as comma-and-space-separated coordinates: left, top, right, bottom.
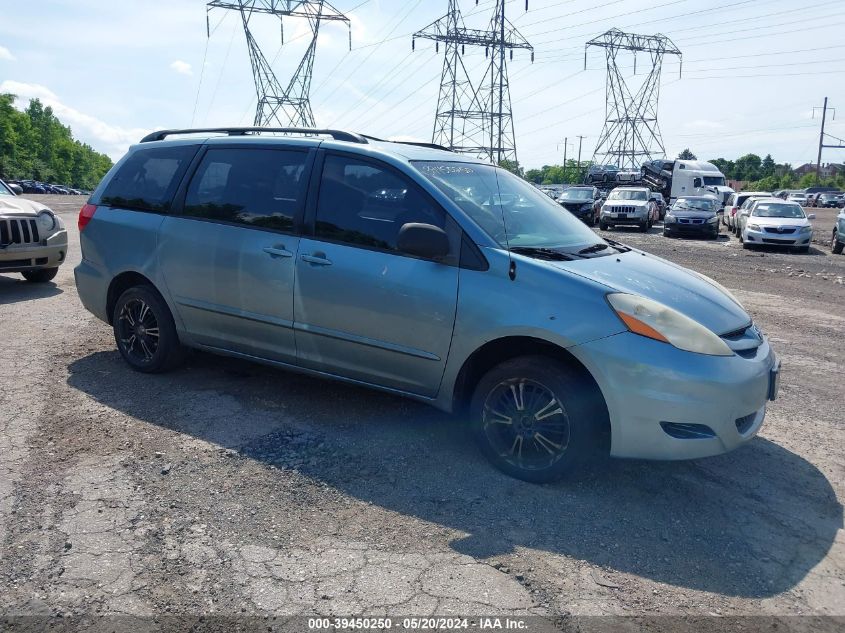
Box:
517, 148, 845, 191
0, 94, 113, 190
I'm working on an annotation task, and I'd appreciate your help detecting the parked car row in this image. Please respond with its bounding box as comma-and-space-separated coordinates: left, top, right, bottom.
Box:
7, 179, 90, 196
563, 185, 835, 255
772, 189, 844, 208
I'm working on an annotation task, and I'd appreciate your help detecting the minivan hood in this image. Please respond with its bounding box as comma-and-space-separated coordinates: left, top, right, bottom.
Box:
0, 196, 49, 216
552, 250, 750, 335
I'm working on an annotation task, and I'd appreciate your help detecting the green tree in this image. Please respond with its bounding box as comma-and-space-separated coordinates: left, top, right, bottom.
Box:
677, 148, 697, 160
761, 154, 776, 178
498, 159, 524, 178
799, 172, 818, 188
0, 94, 112, 188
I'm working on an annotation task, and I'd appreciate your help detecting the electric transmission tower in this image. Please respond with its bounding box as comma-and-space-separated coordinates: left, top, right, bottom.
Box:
585, 28, 681, 170
207, 0, 351, 128
413, 0, 533, 165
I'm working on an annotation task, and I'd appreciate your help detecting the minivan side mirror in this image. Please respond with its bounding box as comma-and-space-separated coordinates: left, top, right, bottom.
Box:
807, 213, 816, 220
9, 183, 22, 195
397, 223, 450, 260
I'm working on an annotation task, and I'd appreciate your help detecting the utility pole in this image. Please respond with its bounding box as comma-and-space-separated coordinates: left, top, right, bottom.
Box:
576, 135, 585, 183
814, 98, 844, 182
556, 137, 568, 181
207, 0, 351, 128
816, 97, 828, 183
413, 0, 533, 164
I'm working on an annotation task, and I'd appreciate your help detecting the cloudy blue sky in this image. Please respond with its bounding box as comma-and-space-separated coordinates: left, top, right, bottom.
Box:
1, 0, 844, 169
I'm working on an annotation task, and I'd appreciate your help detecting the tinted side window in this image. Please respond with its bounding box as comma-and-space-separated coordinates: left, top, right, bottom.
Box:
183, 148, 308, 232
101, 145, 197, 212
315, 154, 452, 257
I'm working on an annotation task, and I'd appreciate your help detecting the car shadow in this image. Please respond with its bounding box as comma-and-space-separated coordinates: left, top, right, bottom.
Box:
0, 273, 63, 304
66, 350, 842, 600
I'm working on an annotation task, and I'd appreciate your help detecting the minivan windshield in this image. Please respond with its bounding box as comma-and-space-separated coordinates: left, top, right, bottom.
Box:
607, 189, 648, 201
415, 161, 606, 252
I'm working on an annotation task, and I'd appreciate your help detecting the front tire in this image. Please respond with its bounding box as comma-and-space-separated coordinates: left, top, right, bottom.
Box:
599, 221, 609, 231
470, 357, 605, 483
113, 286, 185, 373
21, 267, 58, 283
833, 230, 844, 254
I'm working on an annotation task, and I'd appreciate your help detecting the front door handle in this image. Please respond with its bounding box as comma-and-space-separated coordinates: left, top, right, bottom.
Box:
263, 246, 293, 259
301, 253, 332, 266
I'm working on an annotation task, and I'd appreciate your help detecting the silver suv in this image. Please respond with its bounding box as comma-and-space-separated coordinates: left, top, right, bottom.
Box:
75, 127, 779, 482
0, 178, 68, 282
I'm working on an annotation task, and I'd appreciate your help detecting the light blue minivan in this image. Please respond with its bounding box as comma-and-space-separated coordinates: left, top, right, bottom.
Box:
75, 128, 779, 482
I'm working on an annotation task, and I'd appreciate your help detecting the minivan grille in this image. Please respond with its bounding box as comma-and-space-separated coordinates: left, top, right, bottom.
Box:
0, 218, 40, 245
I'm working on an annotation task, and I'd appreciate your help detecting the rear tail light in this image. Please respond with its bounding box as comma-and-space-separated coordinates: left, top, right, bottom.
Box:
78, 204, 97, 231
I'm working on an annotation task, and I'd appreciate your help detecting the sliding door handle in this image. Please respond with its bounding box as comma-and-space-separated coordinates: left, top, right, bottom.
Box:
301, 253, 332, 266
263, 246, 293, 259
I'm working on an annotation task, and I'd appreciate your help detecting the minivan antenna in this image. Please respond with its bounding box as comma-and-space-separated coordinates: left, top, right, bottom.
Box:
492, 168, 516, 281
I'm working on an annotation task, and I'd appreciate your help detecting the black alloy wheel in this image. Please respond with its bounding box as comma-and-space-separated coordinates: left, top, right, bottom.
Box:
113, 286, 185, 373
471, 357, 605, 482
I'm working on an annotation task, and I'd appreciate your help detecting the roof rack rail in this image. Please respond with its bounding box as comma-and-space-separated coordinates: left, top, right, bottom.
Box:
360, 134, 453, 153
139, 127, 369, 144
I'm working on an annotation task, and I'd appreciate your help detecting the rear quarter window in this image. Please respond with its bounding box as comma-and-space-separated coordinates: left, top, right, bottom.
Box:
100, 145, 198, 213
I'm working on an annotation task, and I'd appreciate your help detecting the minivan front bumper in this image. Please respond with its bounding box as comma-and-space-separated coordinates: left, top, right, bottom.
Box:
570, 331, 777, 460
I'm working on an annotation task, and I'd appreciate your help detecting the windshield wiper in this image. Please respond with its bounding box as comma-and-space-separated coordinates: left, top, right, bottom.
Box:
603, 238, 632, 253
577, 243, 610, 255
510, 247, 576, 261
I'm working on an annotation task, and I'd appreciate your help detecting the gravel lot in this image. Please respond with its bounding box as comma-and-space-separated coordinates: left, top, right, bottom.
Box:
1, 195, 843, 627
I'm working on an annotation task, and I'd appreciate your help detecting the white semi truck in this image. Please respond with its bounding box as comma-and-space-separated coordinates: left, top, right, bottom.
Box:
641, 159, 734, 208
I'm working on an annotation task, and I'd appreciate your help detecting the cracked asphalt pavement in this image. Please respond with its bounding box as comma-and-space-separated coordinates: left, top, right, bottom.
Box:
1, 196, 843, 627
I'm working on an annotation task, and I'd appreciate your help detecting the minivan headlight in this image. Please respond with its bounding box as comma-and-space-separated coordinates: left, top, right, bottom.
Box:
36, 210, 57, 232
606, 293, 733, 356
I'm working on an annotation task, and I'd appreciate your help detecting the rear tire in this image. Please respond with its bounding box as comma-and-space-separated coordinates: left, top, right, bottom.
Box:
21, 267, 58, 283
113, 285, 185, 373
832, 230, 844, 254
470, 356, 606, 483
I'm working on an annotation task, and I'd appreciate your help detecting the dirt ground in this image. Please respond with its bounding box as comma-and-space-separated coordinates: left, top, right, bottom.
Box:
1, 195, 843, 629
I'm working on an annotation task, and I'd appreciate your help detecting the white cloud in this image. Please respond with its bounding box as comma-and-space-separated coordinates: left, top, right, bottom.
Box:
0, 80, 150, 160
0, 45, 15, 61
169, 60, 193, 76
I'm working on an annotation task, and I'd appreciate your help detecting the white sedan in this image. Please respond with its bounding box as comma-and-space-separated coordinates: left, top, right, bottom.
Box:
737, 198, 814, 253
